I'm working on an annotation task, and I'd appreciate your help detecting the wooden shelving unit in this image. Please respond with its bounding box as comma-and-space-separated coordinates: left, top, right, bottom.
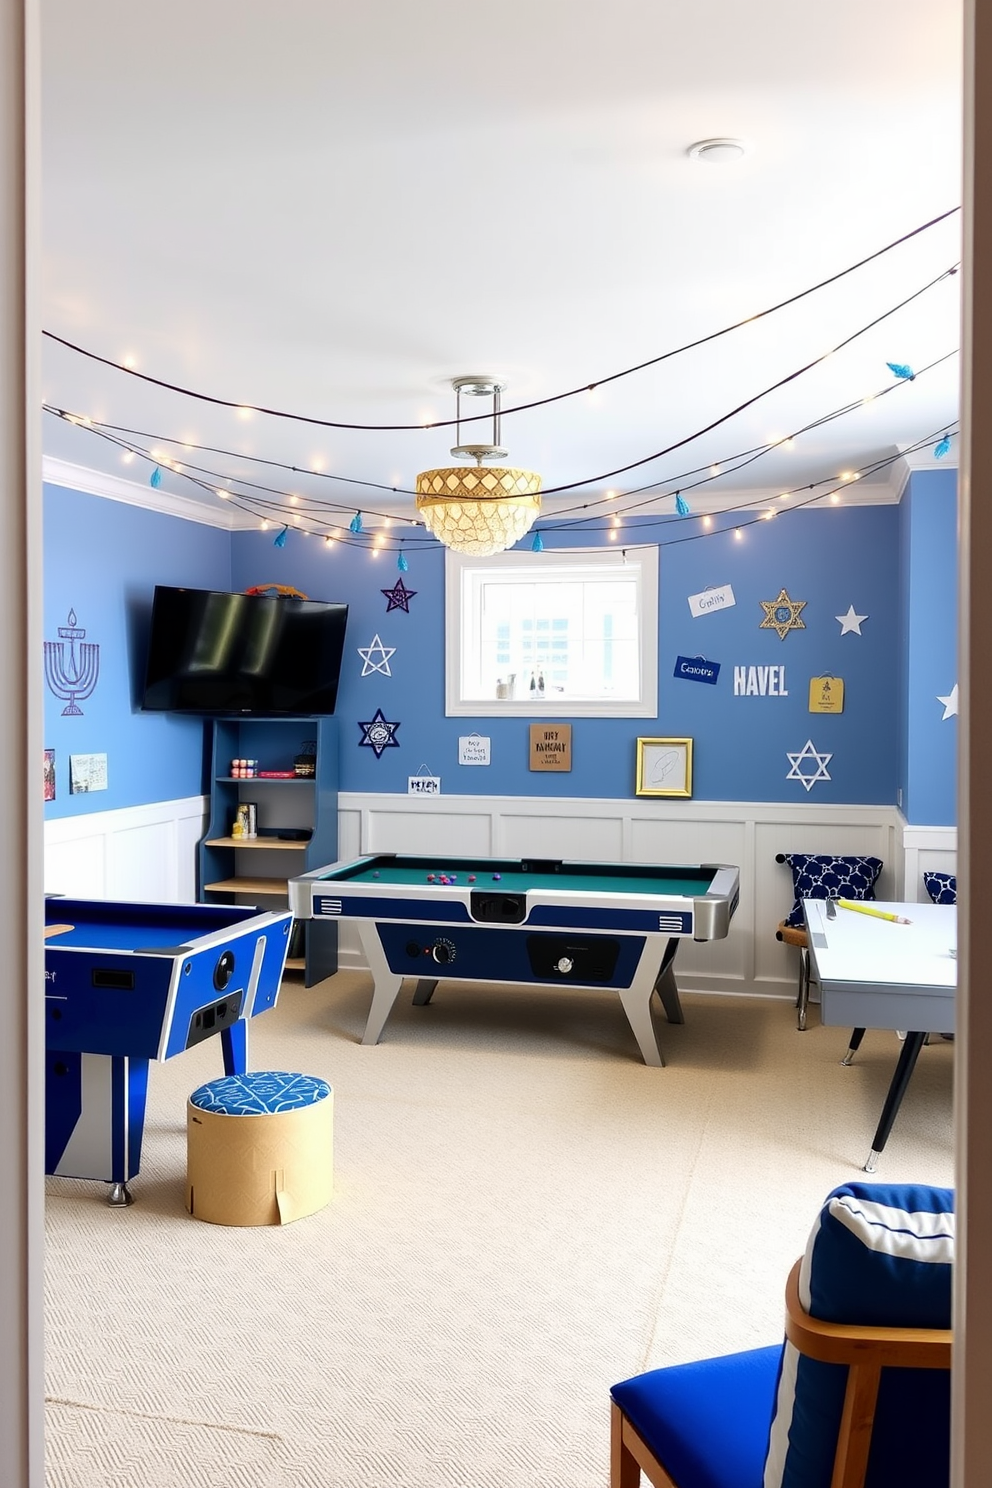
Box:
197, 718, 339, 986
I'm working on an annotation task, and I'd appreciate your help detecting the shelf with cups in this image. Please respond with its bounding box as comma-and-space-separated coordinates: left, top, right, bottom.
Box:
197, 718, 339, 986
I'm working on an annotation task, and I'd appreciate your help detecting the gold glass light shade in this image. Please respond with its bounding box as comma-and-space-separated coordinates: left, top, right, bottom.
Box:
415, 465, 542, 556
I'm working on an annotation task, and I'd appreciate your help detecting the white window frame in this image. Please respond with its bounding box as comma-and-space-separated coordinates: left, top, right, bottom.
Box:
444, 546, 659, 718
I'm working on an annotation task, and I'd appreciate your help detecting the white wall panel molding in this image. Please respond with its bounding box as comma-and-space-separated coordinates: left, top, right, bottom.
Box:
334, 792, 908, 998
44, 797, 209, 903
899, 819, 958, 898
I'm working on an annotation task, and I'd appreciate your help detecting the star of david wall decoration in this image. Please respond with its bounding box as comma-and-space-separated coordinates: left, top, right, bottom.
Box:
359, 709, 401, 758
759, 588, 806, 640
786, 739, 832, 792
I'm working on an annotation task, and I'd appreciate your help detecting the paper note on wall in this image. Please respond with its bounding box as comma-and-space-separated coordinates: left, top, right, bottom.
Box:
458, 735, 491, 766
687, 584, 736, 618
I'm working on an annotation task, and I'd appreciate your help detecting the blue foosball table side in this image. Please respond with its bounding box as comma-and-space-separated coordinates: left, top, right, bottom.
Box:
45, 898, 293, 1204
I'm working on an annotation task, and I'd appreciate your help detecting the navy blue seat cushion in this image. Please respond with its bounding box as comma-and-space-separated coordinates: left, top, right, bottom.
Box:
764, 1182, 953, 1488
777, 853, 883, 929
923, 871, 957, 905
611, 1344, 782, 1488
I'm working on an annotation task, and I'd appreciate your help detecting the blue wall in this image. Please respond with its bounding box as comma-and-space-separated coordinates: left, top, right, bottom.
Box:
43, 485, 231, 817
230, 503, 901, 804
898, 469, 958, 825
42, 478, 955, 819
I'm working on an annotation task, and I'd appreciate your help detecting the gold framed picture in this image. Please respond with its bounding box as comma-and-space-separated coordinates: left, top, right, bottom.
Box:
635, 737, 693, 798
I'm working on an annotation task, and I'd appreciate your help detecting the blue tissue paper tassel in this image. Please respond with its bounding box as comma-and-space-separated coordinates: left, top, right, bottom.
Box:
886, 361, 916, 381
349, 512, 363, 534
675, 493, 690, 516
273, 525, 288, 548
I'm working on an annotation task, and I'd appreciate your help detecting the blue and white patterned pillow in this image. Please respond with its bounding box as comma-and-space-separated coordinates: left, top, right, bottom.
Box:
764, 1182, 953, 1488
923, 871, 957, 905
777, 853, 884, 929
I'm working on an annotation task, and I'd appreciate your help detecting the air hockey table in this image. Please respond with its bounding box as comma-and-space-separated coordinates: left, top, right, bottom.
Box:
45, 896, 292, 1203
289, 854, 740, 1065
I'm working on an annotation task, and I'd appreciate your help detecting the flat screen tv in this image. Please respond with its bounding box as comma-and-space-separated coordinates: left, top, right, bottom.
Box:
141, 586, 349, 716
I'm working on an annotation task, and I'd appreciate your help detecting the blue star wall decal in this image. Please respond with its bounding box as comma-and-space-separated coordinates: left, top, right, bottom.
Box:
381, 577, 417, 613
358, 708, 401, 758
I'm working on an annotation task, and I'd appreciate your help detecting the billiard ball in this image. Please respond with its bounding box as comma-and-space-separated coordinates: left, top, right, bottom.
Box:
493, 872, 502, 881
427, 874, 435, 882
468, 874, 476, 883
372, 871, 380, 879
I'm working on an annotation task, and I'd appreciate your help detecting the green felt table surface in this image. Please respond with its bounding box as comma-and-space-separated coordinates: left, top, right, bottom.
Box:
331, 859, 715, 897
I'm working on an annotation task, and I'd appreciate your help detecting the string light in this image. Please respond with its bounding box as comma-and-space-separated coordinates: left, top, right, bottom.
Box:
41, 208, 959, 434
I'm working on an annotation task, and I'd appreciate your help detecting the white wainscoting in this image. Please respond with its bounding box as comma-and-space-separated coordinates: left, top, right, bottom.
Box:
334, 792, 948, 1000
44, 796, 209, 904
42, 793, 957, 1003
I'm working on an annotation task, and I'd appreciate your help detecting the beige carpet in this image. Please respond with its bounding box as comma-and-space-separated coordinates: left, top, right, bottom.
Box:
45, 972, 954, 1487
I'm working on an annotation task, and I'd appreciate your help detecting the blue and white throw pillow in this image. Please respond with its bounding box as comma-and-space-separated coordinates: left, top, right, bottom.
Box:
776, 853, 884, 929
923, 871, 957, 905
764, 1182, 954, 1488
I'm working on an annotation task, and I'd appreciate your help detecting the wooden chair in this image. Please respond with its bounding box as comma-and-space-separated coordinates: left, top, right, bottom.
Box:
775, 919, 812, 1030
611, 1260, 952, 1488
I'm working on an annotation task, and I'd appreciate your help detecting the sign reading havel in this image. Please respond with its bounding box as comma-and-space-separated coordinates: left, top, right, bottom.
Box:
808, 675, 845, 714
529, 724, 572, 771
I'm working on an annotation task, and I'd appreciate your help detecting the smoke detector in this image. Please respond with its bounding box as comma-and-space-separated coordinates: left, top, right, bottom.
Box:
687, 138, 748, 163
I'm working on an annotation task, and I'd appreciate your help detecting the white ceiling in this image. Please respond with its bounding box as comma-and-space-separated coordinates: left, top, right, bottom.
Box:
40, 0, 963, 535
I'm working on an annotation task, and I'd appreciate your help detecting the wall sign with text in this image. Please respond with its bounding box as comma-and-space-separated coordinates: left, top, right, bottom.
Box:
529, 724, 572, 771
687, 584, 736, 619
733, 665, 789, 696
674, 655, 720, 685
808, 675, 845, 714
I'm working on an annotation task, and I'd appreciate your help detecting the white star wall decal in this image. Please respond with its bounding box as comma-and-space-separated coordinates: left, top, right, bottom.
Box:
786, 739, 833, 792
836, 605, 868, 636
358, 634, 396, 677
937, 683, 959, 720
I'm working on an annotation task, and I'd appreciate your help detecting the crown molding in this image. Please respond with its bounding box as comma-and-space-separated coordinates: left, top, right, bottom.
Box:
41, 456, 256, 530
898, 444, 960, 474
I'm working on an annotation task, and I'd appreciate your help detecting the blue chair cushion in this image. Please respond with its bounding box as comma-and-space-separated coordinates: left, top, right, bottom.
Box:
764, 1182, 954, 1488
189, 1070, 331, 1116
777, 853, 883, 929
923, 871, 957, 905
611, 1344, 782, 1488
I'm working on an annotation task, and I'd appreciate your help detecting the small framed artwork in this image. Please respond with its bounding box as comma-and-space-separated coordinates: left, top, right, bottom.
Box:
44, 748, 55, 802
635, 737, 693, 798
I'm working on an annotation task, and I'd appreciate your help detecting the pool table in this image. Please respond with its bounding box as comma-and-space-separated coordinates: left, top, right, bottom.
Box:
289, 854, 740, 1064
45, 896, 293, 1203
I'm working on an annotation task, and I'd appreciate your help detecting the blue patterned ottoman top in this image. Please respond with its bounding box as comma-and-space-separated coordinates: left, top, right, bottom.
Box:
189, 1071, 331, 1116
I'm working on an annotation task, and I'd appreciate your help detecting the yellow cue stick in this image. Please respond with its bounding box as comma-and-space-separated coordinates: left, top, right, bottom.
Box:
836, 899, 912, 925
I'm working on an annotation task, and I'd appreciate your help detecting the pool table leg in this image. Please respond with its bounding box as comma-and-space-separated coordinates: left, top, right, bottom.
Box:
617, 942, 672, 1067
358, 925, 405, 1045
652, 938, 685, 1025
411, 979, 438, 1006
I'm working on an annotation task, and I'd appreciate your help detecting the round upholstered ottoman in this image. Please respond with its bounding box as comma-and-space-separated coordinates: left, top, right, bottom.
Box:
186, 1070, 333, 1227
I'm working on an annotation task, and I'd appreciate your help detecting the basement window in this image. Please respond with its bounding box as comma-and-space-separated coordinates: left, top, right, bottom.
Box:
445, 547, 658, 717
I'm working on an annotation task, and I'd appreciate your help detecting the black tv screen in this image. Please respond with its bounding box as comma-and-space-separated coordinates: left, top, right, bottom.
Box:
141, 586, 349, 716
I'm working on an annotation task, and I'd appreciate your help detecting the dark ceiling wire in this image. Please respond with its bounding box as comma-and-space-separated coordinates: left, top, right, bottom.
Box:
43, 263, 959, 529
60, 343, 959, 521
537, 265, 959, 495
43, 342, 958, 540
546, 350, 959, 526
46, 401, 956, 554
41, 207, 961, 435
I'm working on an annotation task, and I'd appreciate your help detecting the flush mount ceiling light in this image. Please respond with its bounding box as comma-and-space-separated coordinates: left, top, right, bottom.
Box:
415, 377, 542, 556
687, 137, 748, 163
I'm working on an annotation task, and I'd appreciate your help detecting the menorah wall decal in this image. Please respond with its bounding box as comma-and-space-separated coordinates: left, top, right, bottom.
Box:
44, 608, 100, 716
